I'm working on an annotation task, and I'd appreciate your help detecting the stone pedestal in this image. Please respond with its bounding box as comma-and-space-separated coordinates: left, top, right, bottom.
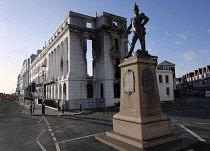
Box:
96, 54, 196, 150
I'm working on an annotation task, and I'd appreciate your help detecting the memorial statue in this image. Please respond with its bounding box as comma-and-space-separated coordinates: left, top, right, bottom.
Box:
124, 3, 149, 58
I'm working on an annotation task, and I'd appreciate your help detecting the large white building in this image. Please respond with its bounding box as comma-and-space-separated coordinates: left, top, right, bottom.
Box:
17, 11, 175, 109
18, 11, 128, 109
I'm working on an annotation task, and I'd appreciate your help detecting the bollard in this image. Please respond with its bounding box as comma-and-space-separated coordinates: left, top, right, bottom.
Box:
30, 101, 33, 114
79, 103, 82, 112
62, 104, 64, 114
42, 102, 45, 115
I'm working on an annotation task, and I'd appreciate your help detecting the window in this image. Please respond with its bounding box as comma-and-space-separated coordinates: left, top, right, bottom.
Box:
100, 84, 104, 98
114, 59, 120, 78
165, 75, 169, 84
166, 87, 170, 95
114, 83, 120, 98
86, 22, 92, 28
159, 75, 162, 83
87, 84, 93, 98
162, 66, 170, 70
112, 21, 118, 27
114, 39, 119, 51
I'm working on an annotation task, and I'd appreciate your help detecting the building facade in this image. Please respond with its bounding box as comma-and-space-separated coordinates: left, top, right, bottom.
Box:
18, 11, 128, 109
176, 65, 210, 96
156, 61, 175, 101
17, 11, 176, 109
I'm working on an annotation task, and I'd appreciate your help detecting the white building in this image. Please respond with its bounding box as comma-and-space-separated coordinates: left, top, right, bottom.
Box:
23, 11, 128, 109
156, 70, 174, 101
17, 11, 175, 109
156, 60, 175, 101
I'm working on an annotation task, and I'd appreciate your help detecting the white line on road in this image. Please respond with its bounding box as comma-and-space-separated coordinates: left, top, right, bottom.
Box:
55, 142, 61, 151
42, 116, 59, 151
180, 125, 206, 142
53, 137, 57, 142
38, 118, 43, 124
57, 133, 103, 144
36, 141, 47, 151
36, 129, 46, 140
195, 123, 210, 125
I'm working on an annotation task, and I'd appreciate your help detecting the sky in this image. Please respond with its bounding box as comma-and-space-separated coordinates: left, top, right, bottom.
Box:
0, 0, 210, 94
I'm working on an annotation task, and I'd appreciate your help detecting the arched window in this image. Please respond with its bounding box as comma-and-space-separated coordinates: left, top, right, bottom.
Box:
87, 84, 93, 98
114, 83, 120, 98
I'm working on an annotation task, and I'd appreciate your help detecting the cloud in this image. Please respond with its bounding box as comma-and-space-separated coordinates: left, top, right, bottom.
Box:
175, 41, 183, 45
178, 33, 187, 40
183, 50, 196, 61
208, 29, 210, 32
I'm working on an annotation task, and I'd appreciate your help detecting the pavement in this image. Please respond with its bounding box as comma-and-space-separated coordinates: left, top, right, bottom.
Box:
19, 100, 93, 116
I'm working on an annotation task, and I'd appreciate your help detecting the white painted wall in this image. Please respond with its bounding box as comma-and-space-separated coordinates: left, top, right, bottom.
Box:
156, 70, 174, 101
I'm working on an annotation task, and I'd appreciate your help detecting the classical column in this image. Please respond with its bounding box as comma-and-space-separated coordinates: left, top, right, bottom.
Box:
67, 36, 70, 75
63, 40, 66, 75
51, 85, 54, 99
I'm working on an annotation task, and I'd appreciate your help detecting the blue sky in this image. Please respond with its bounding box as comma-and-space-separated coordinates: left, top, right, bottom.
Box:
0, 0, 210, 93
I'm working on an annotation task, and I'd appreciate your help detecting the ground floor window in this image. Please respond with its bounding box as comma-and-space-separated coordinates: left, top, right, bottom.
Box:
87, 84, 93, 98
166, 87, 170, 96
114, 83, 120, 98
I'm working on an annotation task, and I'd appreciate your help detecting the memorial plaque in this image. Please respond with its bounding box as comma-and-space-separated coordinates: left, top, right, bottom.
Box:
142, 68, 155, 95
124, 69, 135, 95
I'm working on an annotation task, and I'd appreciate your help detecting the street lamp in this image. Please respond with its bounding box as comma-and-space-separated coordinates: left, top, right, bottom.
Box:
41, 64, 46, 115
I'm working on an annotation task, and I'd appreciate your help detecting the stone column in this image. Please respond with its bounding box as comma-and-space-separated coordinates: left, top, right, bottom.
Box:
67, 36, 70, 75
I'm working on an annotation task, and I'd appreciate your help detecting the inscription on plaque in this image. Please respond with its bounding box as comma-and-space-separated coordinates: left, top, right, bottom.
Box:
124, 69, 135, 95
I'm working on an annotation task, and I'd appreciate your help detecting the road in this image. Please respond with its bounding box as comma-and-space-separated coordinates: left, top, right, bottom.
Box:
0, 97, 210, 151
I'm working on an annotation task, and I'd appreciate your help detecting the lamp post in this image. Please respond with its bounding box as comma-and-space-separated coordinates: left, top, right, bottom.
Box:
41, 64, 46, 115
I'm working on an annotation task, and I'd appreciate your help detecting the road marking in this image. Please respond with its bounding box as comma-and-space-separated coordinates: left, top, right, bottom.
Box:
195, 123, 210, 125
42, 116, 59, 151
180, 125, 206, 142
38, 118, 43, 124
55, 142, 61, 151
53, 137, 57, 142
36, 129, 46, 140
57, 133, 103, 144
36, 141, 47, 151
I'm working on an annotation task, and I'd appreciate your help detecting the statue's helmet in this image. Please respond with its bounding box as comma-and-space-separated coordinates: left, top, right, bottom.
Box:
133, 3, 139, 11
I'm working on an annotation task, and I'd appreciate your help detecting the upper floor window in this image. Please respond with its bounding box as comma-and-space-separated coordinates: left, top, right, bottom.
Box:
162, 66, 170, 70
159, 75, 162, 83
165, 75, 169, 84
86, 22, 92, 28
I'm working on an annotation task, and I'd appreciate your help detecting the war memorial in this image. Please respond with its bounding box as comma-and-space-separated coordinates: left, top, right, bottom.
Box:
95, 3, 196, 150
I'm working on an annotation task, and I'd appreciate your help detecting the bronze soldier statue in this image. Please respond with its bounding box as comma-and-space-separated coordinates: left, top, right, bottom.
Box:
124, 3, 149, 58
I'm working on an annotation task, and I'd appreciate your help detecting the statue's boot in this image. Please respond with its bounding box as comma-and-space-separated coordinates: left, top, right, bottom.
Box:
123, 50, 133, 59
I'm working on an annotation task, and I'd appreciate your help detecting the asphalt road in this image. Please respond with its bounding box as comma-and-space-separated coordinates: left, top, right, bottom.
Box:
0, 97, 210, 151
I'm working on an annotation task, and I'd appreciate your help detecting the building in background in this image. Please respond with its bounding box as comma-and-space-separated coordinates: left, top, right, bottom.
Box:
176, 65, 210, 96
156, 61, 175, 101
